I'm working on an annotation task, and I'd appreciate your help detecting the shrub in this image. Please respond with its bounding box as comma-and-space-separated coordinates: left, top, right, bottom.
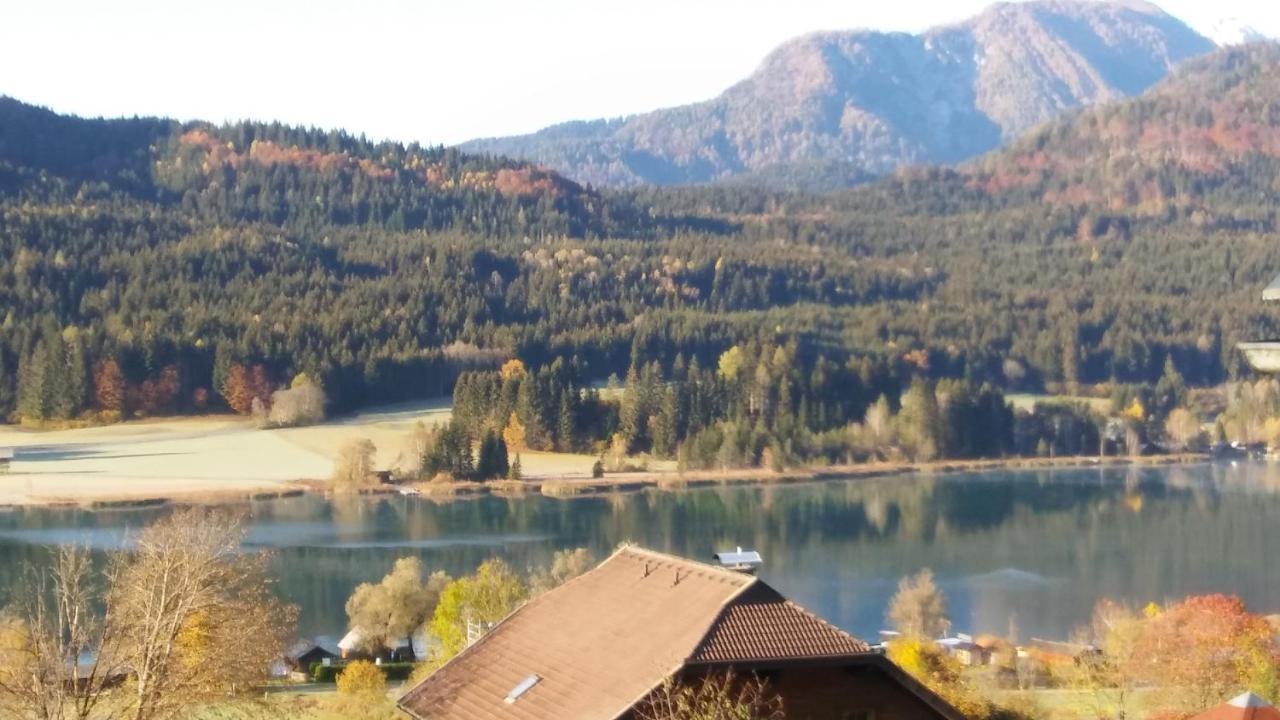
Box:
313, 660, 417, 685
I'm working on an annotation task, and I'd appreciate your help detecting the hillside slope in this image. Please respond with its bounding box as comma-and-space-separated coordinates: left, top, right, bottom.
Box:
964, 42, 1280, 209
463, 0, 1213, 188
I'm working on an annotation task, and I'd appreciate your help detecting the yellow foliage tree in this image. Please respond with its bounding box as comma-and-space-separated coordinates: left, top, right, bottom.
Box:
174, 608, 214, 671
886, 638, 990, 719
336, 659, 386, 697
499, 359, 527, 381
1124, 398, 1146, 422
502, 412, 527, 452
717, 346, 744, 382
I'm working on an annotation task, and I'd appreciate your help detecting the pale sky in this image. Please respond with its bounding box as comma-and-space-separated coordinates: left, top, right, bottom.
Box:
2, 0, 1277, 146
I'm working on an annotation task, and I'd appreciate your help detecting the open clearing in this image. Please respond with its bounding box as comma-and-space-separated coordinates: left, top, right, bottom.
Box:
0, 400, 452, 506
0, 398, 671, 506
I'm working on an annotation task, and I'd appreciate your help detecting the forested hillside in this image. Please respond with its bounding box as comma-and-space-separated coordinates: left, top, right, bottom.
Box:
1, 44, 1279, 453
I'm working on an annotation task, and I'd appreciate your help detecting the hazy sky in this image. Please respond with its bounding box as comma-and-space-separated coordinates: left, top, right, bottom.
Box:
3, 0, 1277, 145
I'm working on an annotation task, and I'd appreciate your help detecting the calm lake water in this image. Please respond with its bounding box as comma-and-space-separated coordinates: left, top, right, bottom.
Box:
1, 461, 1279, 643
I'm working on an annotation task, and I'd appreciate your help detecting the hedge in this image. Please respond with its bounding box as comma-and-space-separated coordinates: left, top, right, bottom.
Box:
310, 661, 416, 683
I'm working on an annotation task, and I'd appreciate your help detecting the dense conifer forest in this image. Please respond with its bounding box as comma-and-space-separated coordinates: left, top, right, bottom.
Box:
2, 46, 1280, 464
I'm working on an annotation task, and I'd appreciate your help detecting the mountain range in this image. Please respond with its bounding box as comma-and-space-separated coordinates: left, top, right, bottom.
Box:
462, 0, 1216, 189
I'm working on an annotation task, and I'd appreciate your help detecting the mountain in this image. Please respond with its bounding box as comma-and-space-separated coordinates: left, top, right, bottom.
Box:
3, 43, 1280, 431
963, 42, 1280, 209
462, 0, 1214, 189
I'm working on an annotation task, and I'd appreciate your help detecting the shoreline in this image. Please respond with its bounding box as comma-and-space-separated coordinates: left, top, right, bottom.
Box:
0, 452, 1210, 512
413, 452, 1210, 499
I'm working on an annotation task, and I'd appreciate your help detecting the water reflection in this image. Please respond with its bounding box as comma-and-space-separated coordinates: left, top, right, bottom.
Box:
1, 461, 1279, 642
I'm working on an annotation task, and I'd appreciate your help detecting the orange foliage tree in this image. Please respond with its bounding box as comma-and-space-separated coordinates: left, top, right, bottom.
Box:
92, 360, 126, 414
129, 365, 180, 417
1128, 594, 1280, 713
220, 364, 273, 415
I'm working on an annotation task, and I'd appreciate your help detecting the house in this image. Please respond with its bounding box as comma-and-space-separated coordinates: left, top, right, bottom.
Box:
338, 627, 416, 662
1190, 692, 1280, 719
936, 634, 991, 667
399, 546, 968, 720
283, 636, 341, 673
1020, 637, 1099, 667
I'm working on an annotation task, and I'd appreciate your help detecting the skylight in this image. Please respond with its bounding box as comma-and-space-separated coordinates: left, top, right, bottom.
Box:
505, 674, 541, 704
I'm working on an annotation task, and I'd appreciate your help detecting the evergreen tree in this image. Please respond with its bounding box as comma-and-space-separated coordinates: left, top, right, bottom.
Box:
17, 341, 51, 422
424, 421, 474, 479
0, 349, 14, 420
653, 386, 679, 458
556, 390, 576, 452
898, 379, 941, 462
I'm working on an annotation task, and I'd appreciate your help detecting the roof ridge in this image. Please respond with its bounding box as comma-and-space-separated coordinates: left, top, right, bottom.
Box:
614, 545, 759, 584
604, 547, 761, 720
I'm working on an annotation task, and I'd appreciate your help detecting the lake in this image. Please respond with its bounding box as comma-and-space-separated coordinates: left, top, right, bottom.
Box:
1, 461, 1279, 644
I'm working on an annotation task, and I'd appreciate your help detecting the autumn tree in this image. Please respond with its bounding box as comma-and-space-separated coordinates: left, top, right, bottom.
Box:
93, 359, 126, 417
888, 569, 950, 639
1068, 599, 1145, 720
333, 438, 378, 491
0, 546, 123, 720
1130, 594, 1280, 715
528, 548, 596, 595
345, 557, 449, 655
886, 638, 991, 720
502, 412, 527, 452
336, 659, 385, 698
108, 509, 296, 720
429, 559, 528, 659
1164, 407, 1201, 450
220, 363, 272, 415
0, 510, 296, 720
267, 380, 326, 428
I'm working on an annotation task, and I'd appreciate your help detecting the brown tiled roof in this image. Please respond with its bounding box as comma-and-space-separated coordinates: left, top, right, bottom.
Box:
688, 585, 871, 663
398, 546, 875, 720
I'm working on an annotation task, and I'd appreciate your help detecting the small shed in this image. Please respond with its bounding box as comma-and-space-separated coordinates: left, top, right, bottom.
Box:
712, 547, 763, 574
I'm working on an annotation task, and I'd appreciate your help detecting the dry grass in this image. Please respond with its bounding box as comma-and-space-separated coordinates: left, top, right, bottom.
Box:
0, 399, 453, 507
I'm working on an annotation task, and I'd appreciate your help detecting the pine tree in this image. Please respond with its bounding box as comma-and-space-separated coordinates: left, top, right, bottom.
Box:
556, 391, 576, 452
64, 332, 90, 418
507, 453, 522, 480
653, 386, 679, 458
17, 341, 50, 422
0, 349, 15, 420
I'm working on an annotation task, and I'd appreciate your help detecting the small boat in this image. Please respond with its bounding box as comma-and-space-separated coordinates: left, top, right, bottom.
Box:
398, 487, 422, 496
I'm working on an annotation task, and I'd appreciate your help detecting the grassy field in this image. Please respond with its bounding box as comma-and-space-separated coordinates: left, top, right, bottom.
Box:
996, 687, 1168, 720
0, 400, 454, 506
0, 398, 677, 507
1007, 393, 1112, 415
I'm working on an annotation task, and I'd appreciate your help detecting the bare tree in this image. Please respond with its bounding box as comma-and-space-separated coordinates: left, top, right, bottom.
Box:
635, 670, 784, 720
528, 548, 596, 595
888, 569, 951, 639
266, 383, 325, 428
108, 508, 296, 720
0, 546, 124, 720
332, 438, 378, 492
